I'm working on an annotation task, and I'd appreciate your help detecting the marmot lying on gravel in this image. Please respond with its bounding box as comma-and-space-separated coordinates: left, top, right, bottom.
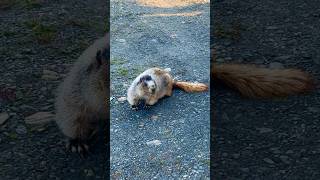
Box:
211, 50, 314, 98
127, 67, 208, 109
55, 33, 109, 156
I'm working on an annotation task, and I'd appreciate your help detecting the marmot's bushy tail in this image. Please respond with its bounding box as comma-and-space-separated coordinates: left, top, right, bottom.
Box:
212, 63, 314, 98
173, 81, 208, 92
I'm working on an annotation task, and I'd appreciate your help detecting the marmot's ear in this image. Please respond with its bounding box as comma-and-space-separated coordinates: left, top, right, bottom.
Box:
96, 50, 102, 66
102, 47, 110, 60
138, 77, 147, 86
138, 77, 144, 84
96, 48, 109, 66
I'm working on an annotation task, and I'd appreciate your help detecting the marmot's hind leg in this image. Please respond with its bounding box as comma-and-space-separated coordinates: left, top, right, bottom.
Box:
165, 81, 174, 96
166, 88, 173, 96
66, 138, 90, 157
65, 114, 100, 157
146, 97, 158, 106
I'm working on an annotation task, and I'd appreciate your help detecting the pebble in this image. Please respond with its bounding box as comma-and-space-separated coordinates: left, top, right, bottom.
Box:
0, 112, 9, 125
307, 107, 320, 113
266, 26, 278, 30
117, 97, 127, 103
151, 115, 159, 120
41, 70, 59, 81
263, 158, 275, 164
257, 127, 273, 133
25, 112, 54, 125
146, 140, 162, 146
279, 155, 290, 164
16, 125, 27, 135
268, 62, 284, 69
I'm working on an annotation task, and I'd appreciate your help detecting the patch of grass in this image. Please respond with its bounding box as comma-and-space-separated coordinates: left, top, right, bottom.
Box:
65, 18, 108, 33
1, 30, 17, 37
65, 19, 92, 28
7, 132, 17, 140
0, 0, 16, 9
214, 22, 244, 40
24, 19, 56, 44
104, 19, 109, 32
131, 66, 145, 78
111, 58, 127, 65
201, 159, 210, 166
21, 0, 42, 8
117, 67, 128, 76
0, 0, 41, 9
78, 39, 90, 50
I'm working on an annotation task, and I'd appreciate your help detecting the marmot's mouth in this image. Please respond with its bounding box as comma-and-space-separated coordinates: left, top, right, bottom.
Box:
151, 88, 156, 94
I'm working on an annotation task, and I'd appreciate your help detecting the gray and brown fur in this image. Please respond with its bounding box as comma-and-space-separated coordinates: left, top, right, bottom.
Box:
55, 33, 109, 155
127, 67, 208, 109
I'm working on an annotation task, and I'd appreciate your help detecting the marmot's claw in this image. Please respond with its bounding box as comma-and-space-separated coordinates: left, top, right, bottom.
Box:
131, 105, 139, 111
144, 105, 151, 109
66, 138, 90, 158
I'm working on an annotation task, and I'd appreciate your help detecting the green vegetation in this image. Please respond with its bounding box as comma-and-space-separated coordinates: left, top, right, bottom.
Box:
214, 22, 244, 40
25, 19, 57, 43
111, 58, 127, 65
117, 67, 129, 76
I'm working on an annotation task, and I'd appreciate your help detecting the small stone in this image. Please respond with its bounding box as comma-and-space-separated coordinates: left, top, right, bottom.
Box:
279, 155, 290, 164
263, 158, 275, 164
307, 107, 320, 113
257, 127, 273, 133
25, 112, 54, 125
84, 169, 94, 177
116, 39, 126, 43
16, 125, 27, 134
41, 70, 59, 81
240, 167, 249, 172
0, 112, 9, 125
146, 140, 161, 146
269, 62, 284, 69
117, 97, 127, 103
216, 58, 225, 63
233, 153, 240, 159
151, 115, 159, 120
266, 26, 278, 30
286, 150, 294, 154
138, 123, 144, 128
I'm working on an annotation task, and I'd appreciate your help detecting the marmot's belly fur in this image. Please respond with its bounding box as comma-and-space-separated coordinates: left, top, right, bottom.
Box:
55, 33, 109, 156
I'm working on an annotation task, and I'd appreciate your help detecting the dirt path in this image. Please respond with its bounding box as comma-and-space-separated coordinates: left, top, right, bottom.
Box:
110, 0, 210, 179
212, 0, 320, 179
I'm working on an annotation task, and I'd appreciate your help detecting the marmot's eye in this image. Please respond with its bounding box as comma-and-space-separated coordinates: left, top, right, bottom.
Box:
145, 75, 152, 81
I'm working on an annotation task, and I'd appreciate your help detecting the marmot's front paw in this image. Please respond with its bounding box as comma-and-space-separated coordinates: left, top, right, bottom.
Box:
144, 105, 152, 109
131, 105, 139, 111
66, 138, 90, 158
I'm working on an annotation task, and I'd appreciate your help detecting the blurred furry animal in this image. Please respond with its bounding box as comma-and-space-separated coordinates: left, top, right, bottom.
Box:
55, 33, 109, 156
127, 67, 208, 109
211, 50, 314, 98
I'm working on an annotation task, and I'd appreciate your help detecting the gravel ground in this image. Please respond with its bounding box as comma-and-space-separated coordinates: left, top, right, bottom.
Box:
0, 1, 108, 179
212, 0, 320, 179
110, 0, 210, 179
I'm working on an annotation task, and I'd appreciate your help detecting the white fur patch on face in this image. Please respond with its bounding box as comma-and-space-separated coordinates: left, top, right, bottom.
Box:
147, 80, 156, 89
146, 80, 156, 94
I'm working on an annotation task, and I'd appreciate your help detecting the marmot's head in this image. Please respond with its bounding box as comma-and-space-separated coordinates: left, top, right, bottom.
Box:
84, 47, 109, 101
138, 75, 157, 95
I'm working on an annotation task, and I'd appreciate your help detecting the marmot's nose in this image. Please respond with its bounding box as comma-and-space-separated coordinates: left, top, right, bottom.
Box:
150, 85, 155, 89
